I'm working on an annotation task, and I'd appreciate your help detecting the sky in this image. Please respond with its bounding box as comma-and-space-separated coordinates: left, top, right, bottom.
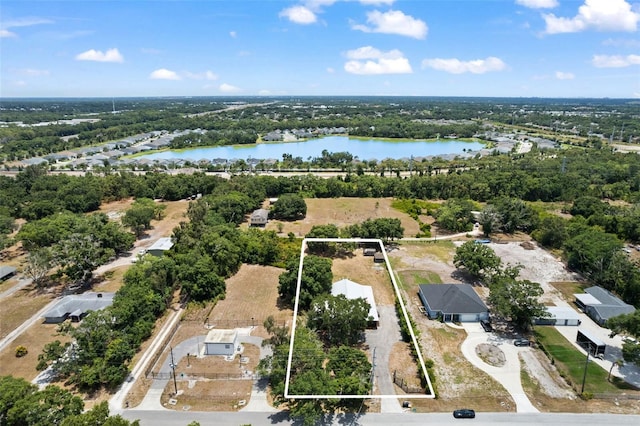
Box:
1, 0, 639, 98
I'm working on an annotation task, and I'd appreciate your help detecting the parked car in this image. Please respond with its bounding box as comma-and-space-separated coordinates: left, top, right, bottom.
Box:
453, 408, 476, 418
480, 319, 493, 332
514, 338, 530, 347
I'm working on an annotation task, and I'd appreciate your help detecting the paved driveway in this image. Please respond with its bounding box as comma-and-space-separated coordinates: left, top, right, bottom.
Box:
459, 322, 539, 413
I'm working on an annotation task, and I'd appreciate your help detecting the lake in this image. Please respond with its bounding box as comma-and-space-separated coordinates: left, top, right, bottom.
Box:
139, 136, 485, 162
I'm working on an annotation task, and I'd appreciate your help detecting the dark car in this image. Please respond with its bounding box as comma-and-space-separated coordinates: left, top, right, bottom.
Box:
480, 319, 493, 332
514, 338, 530, 347
453, 409, 476, 419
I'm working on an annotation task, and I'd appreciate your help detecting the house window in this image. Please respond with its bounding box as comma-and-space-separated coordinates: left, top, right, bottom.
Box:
225, 344, 231, 349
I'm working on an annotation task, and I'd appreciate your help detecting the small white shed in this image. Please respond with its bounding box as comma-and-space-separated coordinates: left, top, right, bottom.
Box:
204, 329, 239, 356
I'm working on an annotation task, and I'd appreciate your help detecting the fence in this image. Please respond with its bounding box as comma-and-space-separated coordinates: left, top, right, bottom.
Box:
144, 321, 181, 378
392, 370, 425, 394
147, 371, 260, 381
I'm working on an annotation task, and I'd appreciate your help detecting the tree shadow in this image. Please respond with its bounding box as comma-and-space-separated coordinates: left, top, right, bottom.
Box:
450, 269, 484, 286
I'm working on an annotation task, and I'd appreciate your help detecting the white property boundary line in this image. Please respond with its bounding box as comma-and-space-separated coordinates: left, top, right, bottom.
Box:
284, 237, 436, 399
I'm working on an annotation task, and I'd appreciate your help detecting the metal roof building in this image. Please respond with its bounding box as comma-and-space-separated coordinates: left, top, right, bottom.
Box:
43, 292, 115, 323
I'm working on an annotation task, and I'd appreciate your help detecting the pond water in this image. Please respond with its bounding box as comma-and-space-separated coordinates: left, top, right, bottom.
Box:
139, 136, 485, 162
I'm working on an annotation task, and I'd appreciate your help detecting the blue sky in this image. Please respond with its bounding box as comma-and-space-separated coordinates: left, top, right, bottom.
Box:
1, 0, 639, 98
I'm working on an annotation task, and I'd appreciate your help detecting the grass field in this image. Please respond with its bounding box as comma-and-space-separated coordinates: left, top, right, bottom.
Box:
534, 326, 636, 395
264, 197, 421, 237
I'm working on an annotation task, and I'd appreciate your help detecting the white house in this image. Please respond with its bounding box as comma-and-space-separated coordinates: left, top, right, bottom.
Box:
331, 278, 379, 328
204, 329, 239, 356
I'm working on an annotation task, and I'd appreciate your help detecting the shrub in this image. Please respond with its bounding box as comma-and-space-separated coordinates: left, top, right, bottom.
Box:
15, 345, 28, 357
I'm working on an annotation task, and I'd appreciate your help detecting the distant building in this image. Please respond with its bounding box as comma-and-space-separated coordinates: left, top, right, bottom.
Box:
204, 329, 239, 356
147, 237, 174, 257
250, 209, 269, 226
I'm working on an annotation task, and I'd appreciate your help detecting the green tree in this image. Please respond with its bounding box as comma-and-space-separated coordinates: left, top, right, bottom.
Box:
60, 401, 140, 426
24, 248, 51, 288
563, 228, 622, 284
278, 255, 333, 310
0, 376, 37, 423
53, 233, 103, 287
531, 214, 568, 249
327, 346, 372, 404
488, 275, 547, 330
434, 198, 476, 233
491, 197, 538, 234
453, 241, 502, 280
307, 294, 371, 346
6, 384, 84, 426
306, 224, 341, 255
271, 193, 307, 221
477, 205, 502, 237
121, 198, 158, 237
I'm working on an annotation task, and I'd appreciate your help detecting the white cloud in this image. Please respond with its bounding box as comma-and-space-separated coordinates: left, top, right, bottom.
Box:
602, 38, 640, 48
515, 0, 558, 8
279, 6, 317, 24
230, 31, 237, 38
555, 71, 575, 79
421, 56, 507, 74
258, 89, 272, 96
344, 46, 412, 75
351, 9, 428, 39
184, 70, 219, 80
75, 48, 124, 63
220, 83, 242, 93
591, 54, 640, 67
327, 67, 335, 73
21, 68, 50, 77
149, 68, 181, 80
358, 0, 395, 5
543, 0, 640, 34
1, 17, 53, 38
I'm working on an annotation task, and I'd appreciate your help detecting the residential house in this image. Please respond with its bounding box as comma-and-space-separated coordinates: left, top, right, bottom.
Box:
418, 284, 489, 322
250, 209, 269, 226
331, 278, 379, 328
574, 286, 635, 326
43, 292, 115, 323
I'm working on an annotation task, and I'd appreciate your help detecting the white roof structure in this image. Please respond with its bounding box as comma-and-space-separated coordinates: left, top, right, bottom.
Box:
331, 278, 379, 322
575, 293, 601, 305
545, 306, 581, 321
205, 329, 238, 344
148, 237, 174, 252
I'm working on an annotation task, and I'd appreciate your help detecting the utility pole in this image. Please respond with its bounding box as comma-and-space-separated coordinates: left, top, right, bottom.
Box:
170, 346, 178, 395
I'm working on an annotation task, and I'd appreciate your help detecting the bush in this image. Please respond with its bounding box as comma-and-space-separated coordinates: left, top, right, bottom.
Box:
15, 345, 28, 357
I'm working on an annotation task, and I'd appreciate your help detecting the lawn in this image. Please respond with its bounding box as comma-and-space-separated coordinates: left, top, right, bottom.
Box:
534, 326, 636, 395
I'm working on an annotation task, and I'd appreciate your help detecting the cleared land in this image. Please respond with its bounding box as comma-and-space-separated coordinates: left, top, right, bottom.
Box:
263, 197, 421, 237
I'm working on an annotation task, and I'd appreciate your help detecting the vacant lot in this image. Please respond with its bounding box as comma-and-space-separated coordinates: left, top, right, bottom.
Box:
264, 197, 421, 237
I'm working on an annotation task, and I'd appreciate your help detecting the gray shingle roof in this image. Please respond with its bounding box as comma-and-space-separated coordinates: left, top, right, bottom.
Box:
419, 284, 488, 314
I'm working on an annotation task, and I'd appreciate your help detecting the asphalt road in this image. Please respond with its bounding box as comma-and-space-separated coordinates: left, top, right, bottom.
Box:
119, 410, 640, 426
